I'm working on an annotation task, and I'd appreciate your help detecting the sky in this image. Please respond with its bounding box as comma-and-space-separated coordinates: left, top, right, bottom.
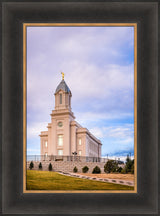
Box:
27, 26, 134, 161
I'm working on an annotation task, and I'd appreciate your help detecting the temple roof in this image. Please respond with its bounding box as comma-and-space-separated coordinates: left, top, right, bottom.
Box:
55, 79, 71, 94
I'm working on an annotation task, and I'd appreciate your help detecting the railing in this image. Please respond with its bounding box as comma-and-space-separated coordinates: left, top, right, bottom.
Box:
26, 155, 111, 163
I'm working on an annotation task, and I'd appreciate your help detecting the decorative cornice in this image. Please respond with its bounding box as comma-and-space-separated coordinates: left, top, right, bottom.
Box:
39, 131, 48, 137
70, 120, 82, 128
51, 109, 75, 119
47, 123, 52, 128
39, 134, 48, 137
77, 128, 102, 145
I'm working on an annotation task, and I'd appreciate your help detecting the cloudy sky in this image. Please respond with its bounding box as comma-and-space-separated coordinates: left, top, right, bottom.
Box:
27, 26, 134, 161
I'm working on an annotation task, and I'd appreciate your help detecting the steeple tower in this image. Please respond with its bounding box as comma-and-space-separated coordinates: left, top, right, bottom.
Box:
40, 73, 102, 158
54, 74, 72, 110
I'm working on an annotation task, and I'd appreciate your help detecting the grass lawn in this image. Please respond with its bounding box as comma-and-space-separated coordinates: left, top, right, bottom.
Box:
26, 170, 134, 190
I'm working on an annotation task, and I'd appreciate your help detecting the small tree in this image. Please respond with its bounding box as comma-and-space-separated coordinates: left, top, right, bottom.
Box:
29, 161, 34, 170
82, 166, 89, 173
48, 163, 52, 171
39, 162, 42, 170
125, 157, 134, 173
104, 160, 118, 173
73, 166, 78, 173
92, 166, 101, 174
131, 163, 134, 174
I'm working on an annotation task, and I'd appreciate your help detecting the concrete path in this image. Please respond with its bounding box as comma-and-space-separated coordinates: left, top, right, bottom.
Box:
58, 171, 134, 187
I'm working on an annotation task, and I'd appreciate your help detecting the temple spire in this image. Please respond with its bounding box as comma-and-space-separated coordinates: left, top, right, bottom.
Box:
61, 72, 64, 80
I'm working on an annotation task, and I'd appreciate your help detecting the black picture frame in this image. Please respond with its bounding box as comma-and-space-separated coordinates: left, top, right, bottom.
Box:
1, 1, 158, 215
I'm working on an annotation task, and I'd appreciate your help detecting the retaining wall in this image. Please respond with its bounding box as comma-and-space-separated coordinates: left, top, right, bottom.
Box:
27, 161, 106, 173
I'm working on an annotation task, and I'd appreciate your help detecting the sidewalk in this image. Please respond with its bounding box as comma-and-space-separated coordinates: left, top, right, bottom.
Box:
58, 171, 134, 186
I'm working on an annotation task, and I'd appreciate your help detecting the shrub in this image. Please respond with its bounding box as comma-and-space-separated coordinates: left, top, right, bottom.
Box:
48, 163, 52, 171
73, 166, 78, 173
92, 166, 101, 174
121, 169, 126, 174
117, 167, 123, 173
39, 162, 42, 170
29, 161, 34, 170
82, 166, 89, 173
104, 160, 118, 173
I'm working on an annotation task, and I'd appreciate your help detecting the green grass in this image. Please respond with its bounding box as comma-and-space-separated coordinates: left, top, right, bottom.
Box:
26, 170, 134, 190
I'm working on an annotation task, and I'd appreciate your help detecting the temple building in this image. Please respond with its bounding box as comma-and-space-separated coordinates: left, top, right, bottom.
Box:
40, 74, 102, 157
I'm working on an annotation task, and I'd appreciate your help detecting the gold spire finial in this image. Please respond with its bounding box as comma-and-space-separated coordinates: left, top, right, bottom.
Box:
61, 72, 64, 80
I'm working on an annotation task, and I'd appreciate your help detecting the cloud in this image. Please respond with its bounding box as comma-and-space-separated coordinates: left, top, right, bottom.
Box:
27, 62, 134, 125
27, 122, 48, 139
105, 155, 134, 163
90, 124, 133, 140
27, 148, 39, 153
27, 26, 134, 125
26, 26, 134, 156
27, 148, 40, 156
90, 124, 134, 157
103, 148, 134, 162
75, 111, 133, 126
27, 26, 134, 65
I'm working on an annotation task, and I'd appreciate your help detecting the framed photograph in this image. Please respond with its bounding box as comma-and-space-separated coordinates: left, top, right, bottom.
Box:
2, 1, 158, 215
24, 23, 137, 193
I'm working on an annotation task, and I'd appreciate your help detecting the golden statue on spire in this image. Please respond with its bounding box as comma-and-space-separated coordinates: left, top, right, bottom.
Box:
61, 72, 64, 80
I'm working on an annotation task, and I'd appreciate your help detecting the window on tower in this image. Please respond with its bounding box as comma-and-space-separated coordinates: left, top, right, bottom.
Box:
45, 141, 47, 147
58, 135, 63, 146
60, 94, 62, 104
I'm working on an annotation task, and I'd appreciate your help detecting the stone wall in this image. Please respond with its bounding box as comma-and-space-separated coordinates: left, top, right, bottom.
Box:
27, 161, 106, 173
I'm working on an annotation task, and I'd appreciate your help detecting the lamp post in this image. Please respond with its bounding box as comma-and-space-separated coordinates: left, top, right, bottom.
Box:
72, 151, 77, 161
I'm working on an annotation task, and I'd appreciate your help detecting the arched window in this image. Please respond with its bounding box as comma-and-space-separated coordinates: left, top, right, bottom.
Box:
59, 94, 62, 104
58, 135, 63, 146
79, 139, 82, 145
45, 141, 47, 147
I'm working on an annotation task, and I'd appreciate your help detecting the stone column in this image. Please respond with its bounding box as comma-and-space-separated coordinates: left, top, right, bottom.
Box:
70, 122, 77, 153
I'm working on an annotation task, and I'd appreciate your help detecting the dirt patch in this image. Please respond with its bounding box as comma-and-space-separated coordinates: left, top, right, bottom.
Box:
79, 173, 134, 181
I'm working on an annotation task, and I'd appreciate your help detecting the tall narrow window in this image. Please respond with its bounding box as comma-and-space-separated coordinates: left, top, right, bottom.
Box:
45, 141, 47, 147
60, 94, 62, 104
79, 139, 81, 145
79, 150, 82, 156
58, 135, 63, 146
